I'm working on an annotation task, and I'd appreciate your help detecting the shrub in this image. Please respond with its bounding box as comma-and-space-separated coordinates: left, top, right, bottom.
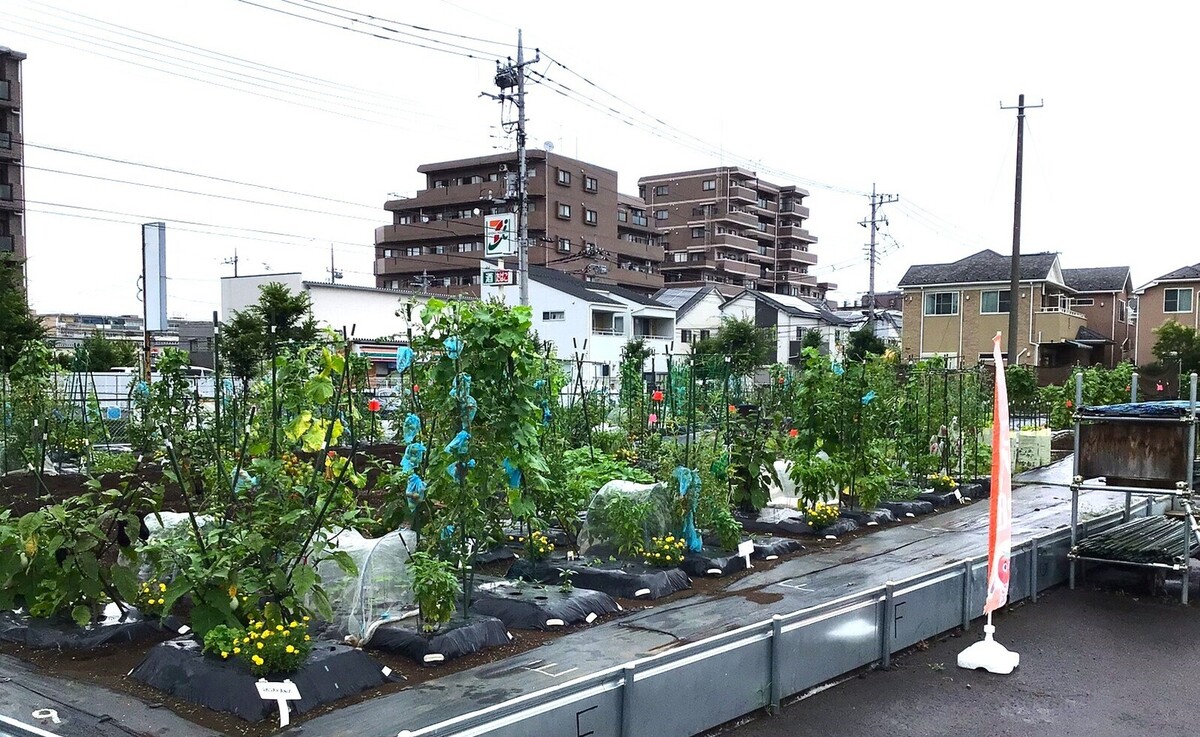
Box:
803, 502, 840, 529
409, 551, 460, 633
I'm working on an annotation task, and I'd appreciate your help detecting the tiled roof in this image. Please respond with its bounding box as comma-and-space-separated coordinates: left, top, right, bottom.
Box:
898, 249, 1059, 287
1149, 263, 1200, 282
1062, 267, 1131, 293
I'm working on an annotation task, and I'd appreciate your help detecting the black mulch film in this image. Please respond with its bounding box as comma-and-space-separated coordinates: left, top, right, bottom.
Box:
130, 638, 387, 722
368, 613, 511, 663
815, 517, 859, 538
917, 489, 965, 508
680, 547, 748, 577
0, 609, 180, 650
733, 510, 813, 537
508, 558, 692, 600
878, 500, 935, 518
840, 508, 897, 526
470, 580, 620, 630
751, 536, 805, 558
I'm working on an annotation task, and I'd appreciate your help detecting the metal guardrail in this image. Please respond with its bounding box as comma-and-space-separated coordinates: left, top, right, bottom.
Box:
398, 497, 1161, 737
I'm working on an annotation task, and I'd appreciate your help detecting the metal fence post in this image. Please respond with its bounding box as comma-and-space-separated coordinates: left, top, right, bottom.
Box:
960, 560, 972, 631
881, 582, 895, 669
769, 615, 782, 713
621, 664, 636, 737
1030, 538, 1040, 602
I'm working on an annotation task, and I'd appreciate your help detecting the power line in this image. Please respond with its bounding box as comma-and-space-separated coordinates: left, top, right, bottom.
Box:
286, 0, 512, 48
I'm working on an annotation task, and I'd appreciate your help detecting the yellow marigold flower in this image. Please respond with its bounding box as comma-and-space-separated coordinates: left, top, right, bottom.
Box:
257, 642, 264, 650
285, 645, 295, 654
221, 651, 229, 658
159, 583, 167, 592
255, 622, 264, 629
302, 616, 310, 622
233, 647, 241, 654
303, 635, 310, 641
276, 624, 284, 631
289, 621, 299, 628
248, 632, 257, 639
262, 631, 271, 638
252, 655, 264, 666
157, 598, 165, 605
283, 630, 290, 637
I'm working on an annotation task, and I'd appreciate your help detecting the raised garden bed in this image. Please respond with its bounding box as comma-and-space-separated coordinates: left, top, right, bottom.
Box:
367, 613, 512, 663
508, 557, 692, 600
470, 580, 620, 629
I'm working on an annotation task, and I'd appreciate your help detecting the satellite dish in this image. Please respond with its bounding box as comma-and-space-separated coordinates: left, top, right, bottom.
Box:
544, 141, 554, 152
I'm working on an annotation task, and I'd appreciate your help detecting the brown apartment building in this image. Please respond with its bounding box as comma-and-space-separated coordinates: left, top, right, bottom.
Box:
0, 47, 25, 269
637, 167, 833, 299
1132, 262, 1200, 366
374, 150, 664, 296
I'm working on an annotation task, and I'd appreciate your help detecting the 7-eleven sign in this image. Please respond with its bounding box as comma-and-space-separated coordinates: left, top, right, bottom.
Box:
485, 213, 517, 256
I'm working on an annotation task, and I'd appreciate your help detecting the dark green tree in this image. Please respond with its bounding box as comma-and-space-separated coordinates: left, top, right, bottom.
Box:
692, 316, 775, 378
77, 332, 138, 372
1151, 320, 1200, 377
218, 282, 318, 383
845, 326, 886, 361
802, 328, 823, 351
0, 259, 45, 373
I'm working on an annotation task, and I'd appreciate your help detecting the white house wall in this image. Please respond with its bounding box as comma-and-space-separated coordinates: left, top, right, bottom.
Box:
220, 273, 304, 320
676, 291, 725, 341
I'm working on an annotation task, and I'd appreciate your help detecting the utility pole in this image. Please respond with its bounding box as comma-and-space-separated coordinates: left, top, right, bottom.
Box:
859, 183, 899, 319
1000, 94, 1043, 366
411, 269, 432, 295
327, 244, 343, 284
492, 30, 539, 306
222, 249, 239, 277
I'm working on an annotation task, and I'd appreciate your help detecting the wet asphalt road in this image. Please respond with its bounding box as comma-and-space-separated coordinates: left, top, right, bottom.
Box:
719, 584, 1200, 737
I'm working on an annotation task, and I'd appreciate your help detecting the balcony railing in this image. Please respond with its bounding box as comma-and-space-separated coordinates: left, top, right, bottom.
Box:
591, 328, 624, 336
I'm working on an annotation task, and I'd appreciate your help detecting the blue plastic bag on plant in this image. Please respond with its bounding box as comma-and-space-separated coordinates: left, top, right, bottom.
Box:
405, 473, 426, 511
401, 413, 422, 444
133, 380, 149, 398
232, 470, 258, 498
401, 442, 426, 473
533, 379, 546, 390
395, 346, 414, 373
440, 524, 456, 540
672, 466, 703, 553
445, 458, 475, 481
831, 362, 845, 376
861, 390, 877, 405
502, 458, 522, 489
444, 430, 471, 455
540, 399, 551, 425
449, 374, 472, 401
443, 336, 464, 360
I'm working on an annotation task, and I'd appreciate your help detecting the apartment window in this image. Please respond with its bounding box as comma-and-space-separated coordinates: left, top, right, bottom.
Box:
527, 167, 536, 177
543, 311, 566, 321
584, 208, 598, 225
0, 182, 11, 201
980, 289, 1011, 314
488, 172, 500, 182
1071, 297, 1095, 307
470, 175, 484, 184
556, 168, 571, 185
433, 179, 448, 188
1165, 288, 1193, 313
680, 329, 693, 343
654, 185, 669, 196
924, 291, 959, 316
672, 252, 687, 262
584, 176, 598, 192
557, 203, 572, 220
0, 80, 9, 101
617, 209, 628, 223
557, 237, 571, 253
654, 209, 669, 221
382, 249, 396, 258
405, 246, 422, 256
691, 227, 705, 239
702, 179, 716, 191
396, 215, 411, 225
632, 210, 648, 227
432, 245, 446, 255
385, 280, 400, 290
457, 242, 472, 252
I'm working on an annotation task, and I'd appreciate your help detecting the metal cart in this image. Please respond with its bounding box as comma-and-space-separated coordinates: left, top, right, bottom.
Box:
1068, 372, 1199, 604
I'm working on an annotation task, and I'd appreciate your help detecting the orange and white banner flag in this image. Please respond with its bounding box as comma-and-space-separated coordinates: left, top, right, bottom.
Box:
985, 332, 1013, 614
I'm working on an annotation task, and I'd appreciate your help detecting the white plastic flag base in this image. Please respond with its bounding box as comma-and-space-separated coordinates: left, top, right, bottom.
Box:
957, 623, 1019, 674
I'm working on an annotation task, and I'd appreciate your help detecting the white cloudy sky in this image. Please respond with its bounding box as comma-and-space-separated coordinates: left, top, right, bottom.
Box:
6, 0, 1199, 319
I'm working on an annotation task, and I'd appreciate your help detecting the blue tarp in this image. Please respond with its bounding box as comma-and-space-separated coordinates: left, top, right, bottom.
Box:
1079, 400, 1198, 419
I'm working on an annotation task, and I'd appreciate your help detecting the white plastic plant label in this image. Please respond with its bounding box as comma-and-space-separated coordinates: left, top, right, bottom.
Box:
737, 539, 755, 569
256, 679, 301, 728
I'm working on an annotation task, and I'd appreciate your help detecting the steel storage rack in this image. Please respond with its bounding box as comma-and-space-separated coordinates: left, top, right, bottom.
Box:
1068, 372, 1200, 604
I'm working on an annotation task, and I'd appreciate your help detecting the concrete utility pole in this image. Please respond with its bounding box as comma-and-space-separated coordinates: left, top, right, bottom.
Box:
222, 249, 239, 277
493, 31, 539, 306
1000, 94, 1043, 366
327, 244, 343, 284
859, 183, 899, 320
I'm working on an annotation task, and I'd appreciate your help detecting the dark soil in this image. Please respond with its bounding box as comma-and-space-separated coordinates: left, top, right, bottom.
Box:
0, 456, 992, 736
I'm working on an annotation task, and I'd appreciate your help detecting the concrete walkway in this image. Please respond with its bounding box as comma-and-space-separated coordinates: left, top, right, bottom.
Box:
0, 459, 1136, 737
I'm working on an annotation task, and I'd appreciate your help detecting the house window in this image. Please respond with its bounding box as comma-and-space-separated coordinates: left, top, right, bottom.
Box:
654, 185, 669, 196
699, 329, 711, 341
924, 292, 959, 316
691, 227, 705, 239
613, 316, 625, 335
702, 179, 716, 191
405, 246, 422, 257
1117, 300, 1127, 323
557, 203, 572, 220
654, 209, 669, 221
558, 238, 571, 253
584, 176, 598, 192
980, 289, 1011, 314
556, 168, 571, 185
584, 208, 598, 225
542, 311, 566, 321
1165, 288, 1193, 313
680, 329, 693, 343
1071, 297, 1095, 307
527, 167, 536, 177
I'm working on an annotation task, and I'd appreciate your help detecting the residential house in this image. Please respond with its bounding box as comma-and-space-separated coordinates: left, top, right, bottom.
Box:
831, 308, 904, 344
480, 264, 676, 388
1061, 266, 1134, 367
1133, 262, 1200, 366
898, 250, 1088, 372
719, 289, 851, 365
652, 285, 726, 346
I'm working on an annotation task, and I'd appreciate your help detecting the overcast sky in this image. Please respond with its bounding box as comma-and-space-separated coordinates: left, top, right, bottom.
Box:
7, 0, 1199, 320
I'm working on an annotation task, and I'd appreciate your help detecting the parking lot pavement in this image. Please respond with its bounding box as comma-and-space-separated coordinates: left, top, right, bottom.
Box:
719, 585, 1200, 737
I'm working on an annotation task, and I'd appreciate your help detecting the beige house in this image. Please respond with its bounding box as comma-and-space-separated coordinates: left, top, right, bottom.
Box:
1133, 262, 1200, 366
898, 250, 1091, 371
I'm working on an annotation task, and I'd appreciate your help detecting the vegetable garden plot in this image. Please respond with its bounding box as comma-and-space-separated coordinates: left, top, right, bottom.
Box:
367, 613, 511, 663
470, 580, 620, 630
508, 557, 692, 601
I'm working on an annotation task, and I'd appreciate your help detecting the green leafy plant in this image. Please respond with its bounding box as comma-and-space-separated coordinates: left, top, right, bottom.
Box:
558, 567, 575, 594
409, 551, 460, 633
709, 506, 744, 552
597, 493, 652, 557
